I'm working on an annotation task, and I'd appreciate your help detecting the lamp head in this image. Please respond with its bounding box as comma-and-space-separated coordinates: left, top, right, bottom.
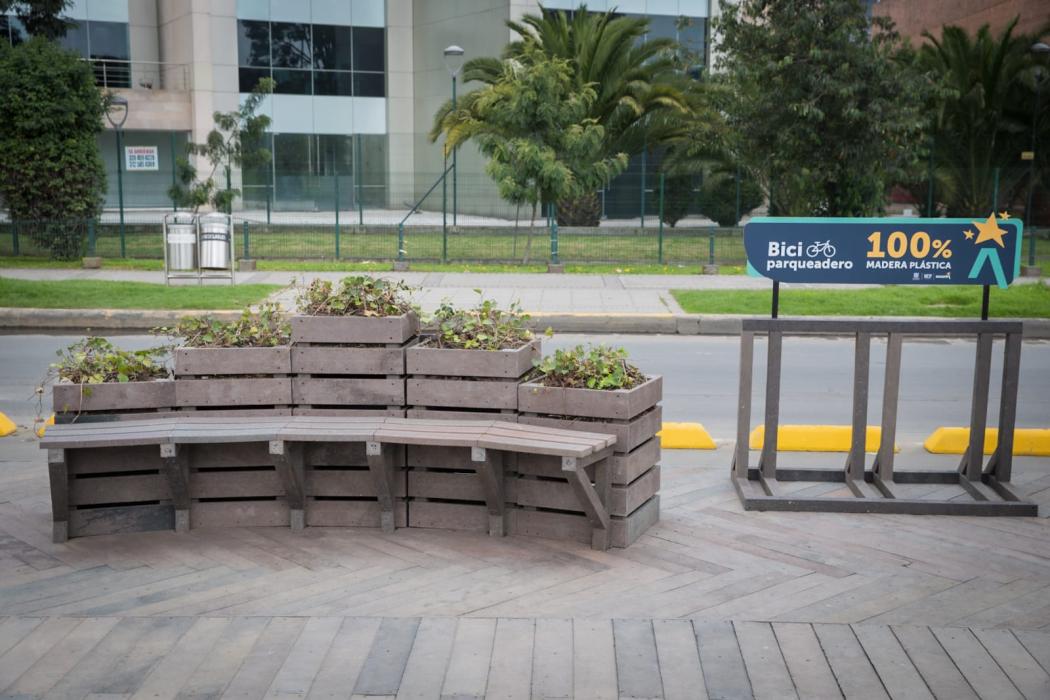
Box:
106, 94, 129, 129
443, 45, 465, 77
1032, 42, 1050, 54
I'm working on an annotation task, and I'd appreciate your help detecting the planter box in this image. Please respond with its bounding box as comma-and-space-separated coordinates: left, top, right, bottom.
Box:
405, 444, 493, 532
510, 466, 660, 518
175, 378, 292, 408
291, 346, 405, 375
174, 346, 291, 376
518, 375, 662, 421
508, 495, 660, 548
517, 437, 660, 486
53, 380, 174, 421
518, 405, 662, 454
291, 311, 419, 345
406, 339, 540, 416
406, 339, 540, 379
292, 377, 404, 407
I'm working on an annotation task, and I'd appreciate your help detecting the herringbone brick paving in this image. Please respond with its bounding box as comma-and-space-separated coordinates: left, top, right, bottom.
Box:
1, 438, 1049, 697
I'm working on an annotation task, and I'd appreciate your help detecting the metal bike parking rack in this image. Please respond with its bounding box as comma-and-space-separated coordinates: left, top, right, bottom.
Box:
732, 318, 1037, 516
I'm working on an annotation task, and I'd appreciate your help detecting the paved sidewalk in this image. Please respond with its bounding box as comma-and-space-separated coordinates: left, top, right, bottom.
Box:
0, 267, 889, 315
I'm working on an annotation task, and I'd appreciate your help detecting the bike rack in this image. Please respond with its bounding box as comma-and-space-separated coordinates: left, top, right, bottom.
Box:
732, 318, 1037, 516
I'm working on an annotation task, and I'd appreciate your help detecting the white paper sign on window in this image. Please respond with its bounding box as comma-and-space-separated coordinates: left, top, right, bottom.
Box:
125, 146, 159, 171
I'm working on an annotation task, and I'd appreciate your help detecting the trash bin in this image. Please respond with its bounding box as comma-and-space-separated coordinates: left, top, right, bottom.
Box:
199, 214, 231, 270
165, 214, 197, 271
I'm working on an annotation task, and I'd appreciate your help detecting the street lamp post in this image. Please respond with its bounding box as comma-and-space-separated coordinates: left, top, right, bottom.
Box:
444, 45, 465, 228
1025, 42, 1049, 272
106, 95, 129, 258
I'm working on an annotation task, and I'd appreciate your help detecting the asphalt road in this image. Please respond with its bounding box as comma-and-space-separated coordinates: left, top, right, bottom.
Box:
2, 333, 1048, 444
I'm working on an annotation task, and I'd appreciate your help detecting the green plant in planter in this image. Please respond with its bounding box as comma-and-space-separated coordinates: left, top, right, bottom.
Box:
49, 337, 170, 384
536, 344, 645, 390
296, 276, 415, 317
430, 295, 533, 350
156, 302, 290, 347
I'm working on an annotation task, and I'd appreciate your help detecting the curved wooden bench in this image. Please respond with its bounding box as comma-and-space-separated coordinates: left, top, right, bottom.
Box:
40, 416, 617, 549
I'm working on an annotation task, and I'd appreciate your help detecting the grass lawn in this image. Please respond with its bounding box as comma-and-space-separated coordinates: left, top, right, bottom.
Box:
0, 278, 282, 310
672, 283, 1050, 318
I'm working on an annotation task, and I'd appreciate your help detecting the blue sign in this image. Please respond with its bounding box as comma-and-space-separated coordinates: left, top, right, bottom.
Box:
744, 216, 1023, 288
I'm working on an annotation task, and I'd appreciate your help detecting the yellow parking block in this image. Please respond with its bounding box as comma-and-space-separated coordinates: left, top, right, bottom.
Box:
35, 414, 54, 438
749, 425, 892, 453
0, 412, 15, 437
658, 422, 716, 449
924, 427, 1050, 456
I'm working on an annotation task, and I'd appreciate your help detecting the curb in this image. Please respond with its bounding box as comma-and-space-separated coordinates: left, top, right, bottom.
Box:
924, 427, 1050, 456
1, 307, 1049, 338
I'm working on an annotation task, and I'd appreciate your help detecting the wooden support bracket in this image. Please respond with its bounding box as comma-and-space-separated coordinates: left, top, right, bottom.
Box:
159, 443, 190, 534
366, 441, 398, 533
562, 455, 611, 551
47, 448, 68, 543
270, 440, 306, 532
472, 446, 506, 538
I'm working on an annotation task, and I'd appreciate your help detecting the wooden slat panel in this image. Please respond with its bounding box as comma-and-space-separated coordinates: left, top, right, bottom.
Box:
352, 618, 420, 696
69, 474, 168, 506
772, 623, 841, 699
612, 619, 663, 699
486, 618, 534, 700
407, 470, 485, 503
305, 500, 406, 528
694, 619, 753, 700
734, 621, 797, 700
69, 504, 174, 538
190, 500, 289, 529
653, 619, 708, 700
407, 501, 488, 533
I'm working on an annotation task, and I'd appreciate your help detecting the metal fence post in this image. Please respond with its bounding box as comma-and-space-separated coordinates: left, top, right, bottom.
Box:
170, 131, 177, 212
442, 157, 448, 238
991, 167, 1000, 213
11, 220, 18, 256
355, 134, 364, 227
640, 144, 647, 228
442, 216, 448, 264
397, 223, 406, 262
87, 219, 96, 256
242, 220, 249, 260
115, 128, 126, 257
266, 185, 271, 225
735, 166, 742, 225
334, 174, 341, 260
549, 202, 559, 265
708, 229, 716, 267
658, 172, 665, 264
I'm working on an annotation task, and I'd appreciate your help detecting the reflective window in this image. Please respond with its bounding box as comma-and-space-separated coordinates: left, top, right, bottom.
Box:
54, 19, 87, 53
312, 24, 352, 70
271, 22, 312, 69
238, 20, 270, 67
353, 72, 384, 97
352, 27, 384, 72
314, 70, 353, 96
239, 67, 271, 92
272, 68, 312, 94
87, 20, 128, 61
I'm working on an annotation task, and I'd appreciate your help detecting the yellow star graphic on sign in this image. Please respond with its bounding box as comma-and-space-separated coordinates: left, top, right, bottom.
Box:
964, 229, 975, 240
971, 214, 1007, 247
998, 211, 1010, 220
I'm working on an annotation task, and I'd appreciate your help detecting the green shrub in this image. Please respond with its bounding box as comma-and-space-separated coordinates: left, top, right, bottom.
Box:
0, 38, 106, 259
697, 171, 763, 227
661, 175, 695, 228
157, 303, 289, 347
535, 344, 645, 390
296, 276, 414, 317
430, 296, 533, 350
50, 337, 170, 384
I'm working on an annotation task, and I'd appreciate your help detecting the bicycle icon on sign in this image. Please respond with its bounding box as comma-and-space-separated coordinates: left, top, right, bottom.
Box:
806, 240, 837, 258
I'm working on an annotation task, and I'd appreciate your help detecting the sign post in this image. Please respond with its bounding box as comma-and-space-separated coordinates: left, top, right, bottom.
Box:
744, 214, 1024, 318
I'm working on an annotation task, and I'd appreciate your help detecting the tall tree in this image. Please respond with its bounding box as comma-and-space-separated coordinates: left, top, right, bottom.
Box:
918, 18, 1050, 217
0, 0, 72, 40
430, 47, 628, 254
715, 0, 930, 216
0, 36, 105, 259
432, 6, 687, 224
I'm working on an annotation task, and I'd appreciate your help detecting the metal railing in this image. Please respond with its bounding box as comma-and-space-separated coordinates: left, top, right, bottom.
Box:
83, 59, 191, 91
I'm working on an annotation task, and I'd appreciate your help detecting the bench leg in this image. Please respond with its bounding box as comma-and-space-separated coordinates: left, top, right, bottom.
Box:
472, 447, 506, 538
563, 456, 611, 551
367, 441, 398, 533
47, 449, 69, 543
160, 443, 191, 534
271, 440, 306, 532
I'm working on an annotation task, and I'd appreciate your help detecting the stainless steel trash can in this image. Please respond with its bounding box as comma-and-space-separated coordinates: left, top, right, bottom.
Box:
199, 214, 231, 270
166, 215, 197, 271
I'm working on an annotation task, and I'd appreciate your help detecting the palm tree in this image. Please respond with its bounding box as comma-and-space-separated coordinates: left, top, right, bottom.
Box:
919, 18, 1050, 216
431, 5, 688, 224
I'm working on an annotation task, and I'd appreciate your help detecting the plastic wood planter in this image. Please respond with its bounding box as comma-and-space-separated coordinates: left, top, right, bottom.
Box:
515, 375, 663, 547
174, 346, 292, 415
53, 380, 175, 424
290, 311, 419, 417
